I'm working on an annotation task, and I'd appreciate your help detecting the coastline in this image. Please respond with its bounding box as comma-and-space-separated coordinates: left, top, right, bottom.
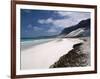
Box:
21, 38, 83, 70
50, 37, 90, 68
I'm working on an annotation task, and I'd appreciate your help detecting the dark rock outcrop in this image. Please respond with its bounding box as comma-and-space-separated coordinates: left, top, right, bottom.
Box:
50, 43, 89, 68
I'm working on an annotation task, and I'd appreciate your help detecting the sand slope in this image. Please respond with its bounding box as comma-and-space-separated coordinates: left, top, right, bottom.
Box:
21, 38, 83, 69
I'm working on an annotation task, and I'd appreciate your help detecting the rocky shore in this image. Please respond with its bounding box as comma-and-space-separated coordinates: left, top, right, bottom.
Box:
50, 38, 90, 68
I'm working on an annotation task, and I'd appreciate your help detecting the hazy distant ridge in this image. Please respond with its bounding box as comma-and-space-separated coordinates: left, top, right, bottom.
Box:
60, 18, 90, 37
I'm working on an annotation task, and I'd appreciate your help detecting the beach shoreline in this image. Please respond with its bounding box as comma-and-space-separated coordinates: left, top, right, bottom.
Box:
21, 38, 83, 70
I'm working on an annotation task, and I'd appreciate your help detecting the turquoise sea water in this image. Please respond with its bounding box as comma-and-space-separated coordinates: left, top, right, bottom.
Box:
21, 38, 54, 50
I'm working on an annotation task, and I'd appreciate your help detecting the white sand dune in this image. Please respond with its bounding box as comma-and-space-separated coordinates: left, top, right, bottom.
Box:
21, 38, 83, 70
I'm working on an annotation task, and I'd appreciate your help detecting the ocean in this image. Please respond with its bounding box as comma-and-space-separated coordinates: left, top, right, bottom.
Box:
21, 38, 54, 50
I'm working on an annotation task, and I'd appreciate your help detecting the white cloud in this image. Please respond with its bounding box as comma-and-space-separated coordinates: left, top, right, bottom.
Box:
27, 24, 33, 28
54, 11, 90, 27
38, 11, 90, 28
55, 11, 90, 19
38, 19, 45, 24
27, 24, 43, 31
33, 26, 43, 31
55, 11, 73, 16
38, 18, 53, 24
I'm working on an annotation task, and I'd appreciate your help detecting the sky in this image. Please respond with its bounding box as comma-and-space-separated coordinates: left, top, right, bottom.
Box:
21, 9, 90, 38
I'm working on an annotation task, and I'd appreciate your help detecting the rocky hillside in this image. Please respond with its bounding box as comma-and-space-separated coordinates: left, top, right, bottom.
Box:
60, 19, 90, 37
50, 37, 90, 68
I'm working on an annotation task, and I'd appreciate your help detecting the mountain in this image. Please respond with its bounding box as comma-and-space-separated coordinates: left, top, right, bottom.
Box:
60, 18, 90, 37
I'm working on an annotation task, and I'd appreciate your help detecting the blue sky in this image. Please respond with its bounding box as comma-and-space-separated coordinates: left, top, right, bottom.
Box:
21, 9, 90, 38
